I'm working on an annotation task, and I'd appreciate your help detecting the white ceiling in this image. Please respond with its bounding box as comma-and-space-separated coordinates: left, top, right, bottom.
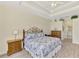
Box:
1, 1, 79, 20
34, 1, 70, 13
22, 1, 79, 20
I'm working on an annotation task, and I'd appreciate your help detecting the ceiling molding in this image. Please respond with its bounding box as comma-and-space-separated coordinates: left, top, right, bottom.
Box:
51, 4, 79, 19
1, 1, 79, 20
23, 1, 79, 20
1, 1, 51, 20
33, 1, 50, 14
21, 2, 51, 20
51, 2, 75, 13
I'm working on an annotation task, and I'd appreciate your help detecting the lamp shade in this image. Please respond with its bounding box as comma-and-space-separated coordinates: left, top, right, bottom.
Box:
13, 30, 18, 35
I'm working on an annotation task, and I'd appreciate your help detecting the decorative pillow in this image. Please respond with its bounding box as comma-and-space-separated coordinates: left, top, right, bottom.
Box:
36, 32, 45, 37
25, 33, 35, 40
25, 32, 45, 40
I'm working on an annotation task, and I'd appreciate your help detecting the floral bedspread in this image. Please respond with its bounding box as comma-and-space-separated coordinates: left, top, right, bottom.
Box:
24, 36, 61, 57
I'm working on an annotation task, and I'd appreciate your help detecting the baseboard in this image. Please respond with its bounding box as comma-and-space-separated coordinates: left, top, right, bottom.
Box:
0, 52, 7, 57
72, 41, 79, 44
0, 53, 7, 57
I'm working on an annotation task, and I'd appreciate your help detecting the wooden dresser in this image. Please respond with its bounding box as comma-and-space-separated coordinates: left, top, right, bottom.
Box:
7, 39, 22, 56
51, 31, 61, 38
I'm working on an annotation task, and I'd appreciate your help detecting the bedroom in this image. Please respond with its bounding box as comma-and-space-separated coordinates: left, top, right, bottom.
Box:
0, 1, 79, 58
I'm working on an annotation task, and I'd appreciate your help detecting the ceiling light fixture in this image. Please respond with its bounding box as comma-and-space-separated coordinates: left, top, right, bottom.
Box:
51, 3, 56, 7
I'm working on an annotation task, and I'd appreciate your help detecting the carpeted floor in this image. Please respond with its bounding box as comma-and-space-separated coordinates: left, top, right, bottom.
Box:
1, 39, 79, 58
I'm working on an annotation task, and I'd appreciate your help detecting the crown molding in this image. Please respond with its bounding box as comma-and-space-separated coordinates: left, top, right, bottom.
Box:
51, 4, 79, 19
51, 2, 76, 13
0, 2, 51, 20
1, 1, 79, 20
22, 2, 51, 20
22, 2, 79, 20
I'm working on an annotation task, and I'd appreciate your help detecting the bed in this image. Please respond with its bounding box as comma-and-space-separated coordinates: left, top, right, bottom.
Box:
23, 27, 62, 58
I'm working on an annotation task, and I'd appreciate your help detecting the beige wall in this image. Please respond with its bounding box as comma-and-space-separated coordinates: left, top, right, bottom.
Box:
0, 5, 51, 55
51, 19, 73, 40
51, 20, 63, 31
51, 20, 65, 40
0, 5, 7, 55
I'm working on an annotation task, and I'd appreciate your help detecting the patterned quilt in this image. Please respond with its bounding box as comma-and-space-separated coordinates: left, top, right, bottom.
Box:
24, 36, 61, 58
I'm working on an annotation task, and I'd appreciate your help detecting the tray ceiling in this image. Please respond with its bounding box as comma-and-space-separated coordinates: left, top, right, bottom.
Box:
0, 1, 79, 20
22, 1, 79, 19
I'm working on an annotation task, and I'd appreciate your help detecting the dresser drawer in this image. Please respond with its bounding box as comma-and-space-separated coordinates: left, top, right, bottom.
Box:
8, 42, 15, 46
8, 43, 15, 55
51, 31, 61, 38
7, 39, 22, 56
15, 41, 22, 51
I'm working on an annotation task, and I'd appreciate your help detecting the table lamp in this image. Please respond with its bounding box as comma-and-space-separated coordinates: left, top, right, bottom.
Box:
13, 30, 18, 40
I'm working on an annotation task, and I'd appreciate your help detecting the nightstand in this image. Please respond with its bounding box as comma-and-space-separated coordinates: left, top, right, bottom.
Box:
7, 39, 22, 56
51, 31, 61, 38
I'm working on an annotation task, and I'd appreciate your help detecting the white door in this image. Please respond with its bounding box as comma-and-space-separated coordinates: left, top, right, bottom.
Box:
63, 20, 72, 39
72, 18, 79, 44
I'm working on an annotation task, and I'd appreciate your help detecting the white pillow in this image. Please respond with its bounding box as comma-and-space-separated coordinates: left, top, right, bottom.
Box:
37, 32, 44, 37
25, 33, 35, 39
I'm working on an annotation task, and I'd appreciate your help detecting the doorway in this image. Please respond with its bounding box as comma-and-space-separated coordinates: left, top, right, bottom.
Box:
62, 19, 72, 40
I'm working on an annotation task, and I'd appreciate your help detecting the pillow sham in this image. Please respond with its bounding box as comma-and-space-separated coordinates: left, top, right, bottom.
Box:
25, 33, 36, 40
25, 32, 45, 40
36, 32, 45, 37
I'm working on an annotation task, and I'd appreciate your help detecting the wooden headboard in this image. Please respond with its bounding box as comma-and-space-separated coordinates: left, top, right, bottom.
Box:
23, 27, 43, 48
